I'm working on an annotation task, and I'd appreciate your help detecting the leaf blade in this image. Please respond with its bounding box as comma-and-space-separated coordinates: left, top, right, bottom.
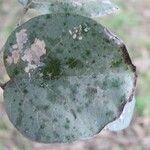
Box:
3, 14, 136, 143
18, 0, 119, 17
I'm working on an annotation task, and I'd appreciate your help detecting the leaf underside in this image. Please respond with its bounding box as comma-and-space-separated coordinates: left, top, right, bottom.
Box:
3, 14, 136, 143
106, 96, 135, 131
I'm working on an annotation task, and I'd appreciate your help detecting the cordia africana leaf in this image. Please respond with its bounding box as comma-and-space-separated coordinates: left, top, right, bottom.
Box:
18, 0, 119, 17
2, 14, 136, 143
0, 47, 10, 87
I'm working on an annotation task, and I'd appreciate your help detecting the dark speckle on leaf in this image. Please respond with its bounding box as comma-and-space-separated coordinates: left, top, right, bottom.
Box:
9, 42, 13, 46
92, 60, 96, 64
65, 135, 70, 141
106, 111, 113, 117
66, 57, 83, 69
19, 102, 22, 106
104, 38, 110, 43
42, 58, 61, 80
53, 118, 58, 123
53, 131, 60, 138
111, 79, 121, 88
87, 87, 97, 95
70, 109, 77, 119
111, 59, 122, 68
85, 50, 91, 56
29, 116, 33, 119
64, 123, 70, 129
46, 14, 51, 19
12, 68, 20, 76
15, 108, 23, 127
92, 74, 97, 78
66, 118, 70, 124
23, 89, 28, 94
63, 22, 67, 26
40, 124, 45, 129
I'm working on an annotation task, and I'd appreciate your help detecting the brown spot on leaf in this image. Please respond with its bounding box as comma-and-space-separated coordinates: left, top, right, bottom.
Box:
16, 29, 28, 50
22, 38, 46, 73
6, 50, 20, 65
6, 29, 28, 65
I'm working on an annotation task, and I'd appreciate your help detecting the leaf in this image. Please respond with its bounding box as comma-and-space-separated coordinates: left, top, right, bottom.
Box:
18, 0, 32, 6
106, 97, 136, 131
0, 47, 10, 86
18, 0, 119, 17
2, 14, 136, 143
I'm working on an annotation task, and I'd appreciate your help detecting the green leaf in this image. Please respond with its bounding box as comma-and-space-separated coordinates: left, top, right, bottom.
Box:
2, 14, 136, 143
18, 0, 32, 6
18, 0, 119, 17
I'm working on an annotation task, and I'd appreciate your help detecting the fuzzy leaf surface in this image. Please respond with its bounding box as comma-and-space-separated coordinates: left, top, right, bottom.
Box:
18, 0, 119, 17
3, 14, 136, 143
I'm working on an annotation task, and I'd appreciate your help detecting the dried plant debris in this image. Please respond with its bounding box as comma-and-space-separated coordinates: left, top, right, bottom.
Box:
2, 14, 136, 143
18, 0, 119, 17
